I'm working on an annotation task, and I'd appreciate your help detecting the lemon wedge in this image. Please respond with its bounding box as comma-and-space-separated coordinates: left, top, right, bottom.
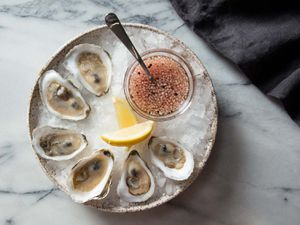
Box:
113, 96, 137, 128
101, 121, 155, 146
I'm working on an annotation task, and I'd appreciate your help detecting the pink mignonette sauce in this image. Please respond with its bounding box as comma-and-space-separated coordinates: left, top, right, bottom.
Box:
128, 55, 190, 117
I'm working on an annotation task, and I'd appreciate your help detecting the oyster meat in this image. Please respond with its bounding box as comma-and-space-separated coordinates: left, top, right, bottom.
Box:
32, 126, 87, 161
64, 44, 112, 96
148, 136, 194, 181
39, 70, 90, 120
68, 149, 114, 203
117, 150, 155, 203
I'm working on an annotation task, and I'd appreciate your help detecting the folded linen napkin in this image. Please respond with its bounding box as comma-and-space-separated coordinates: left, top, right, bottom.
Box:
170, 0, 300, 125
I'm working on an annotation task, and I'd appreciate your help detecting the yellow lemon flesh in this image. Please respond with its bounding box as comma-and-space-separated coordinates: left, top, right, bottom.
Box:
113, 96, 137, 128
101, 121, 155, 147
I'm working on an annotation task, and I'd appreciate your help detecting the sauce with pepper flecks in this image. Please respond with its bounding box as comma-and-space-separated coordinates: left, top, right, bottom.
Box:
128, 56, 189, 116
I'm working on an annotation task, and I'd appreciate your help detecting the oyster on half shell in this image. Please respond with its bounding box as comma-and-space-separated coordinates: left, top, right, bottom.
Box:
117, 150, 155, 203
68, 149, 114, 203
148, 136, 194, 181
64, 44, 112, 96
39, 70, 90, 121
32, 126, 87, 161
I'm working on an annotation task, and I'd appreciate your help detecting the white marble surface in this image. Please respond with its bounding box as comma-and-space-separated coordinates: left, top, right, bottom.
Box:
0, 0, 300, 224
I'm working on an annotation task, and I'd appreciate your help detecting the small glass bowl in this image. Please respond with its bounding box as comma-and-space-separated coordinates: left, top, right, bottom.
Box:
123, 48, 195, 121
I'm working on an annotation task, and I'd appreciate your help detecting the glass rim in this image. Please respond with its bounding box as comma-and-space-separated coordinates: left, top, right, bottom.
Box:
123, 48, 195, 121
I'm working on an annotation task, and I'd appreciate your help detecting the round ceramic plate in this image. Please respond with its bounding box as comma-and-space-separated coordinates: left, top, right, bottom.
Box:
28, 23, 218, 212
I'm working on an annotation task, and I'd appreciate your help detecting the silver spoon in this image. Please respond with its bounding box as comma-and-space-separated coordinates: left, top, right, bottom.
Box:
105, 13, 153, 81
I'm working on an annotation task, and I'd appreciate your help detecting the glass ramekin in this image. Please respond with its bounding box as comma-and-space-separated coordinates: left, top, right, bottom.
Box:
123, 48, 195, 121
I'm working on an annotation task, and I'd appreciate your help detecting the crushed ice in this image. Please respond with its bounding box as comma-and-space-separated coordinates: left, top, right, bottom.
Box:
34, 26, 216, 208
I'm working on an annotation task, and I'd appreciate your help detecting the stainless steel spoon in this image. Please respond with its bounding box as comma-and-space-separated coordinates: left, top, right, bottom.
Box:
105, 13, 153, 81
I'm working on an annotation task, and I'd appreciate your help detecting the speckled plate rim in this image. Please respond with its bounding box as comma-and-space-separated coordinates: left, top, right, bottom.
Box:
27, 23, 218, 213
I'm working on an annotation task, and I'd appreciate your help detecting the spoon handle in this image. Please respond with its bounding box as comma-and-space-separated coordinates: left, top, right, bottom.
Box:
105, 13, 153, 80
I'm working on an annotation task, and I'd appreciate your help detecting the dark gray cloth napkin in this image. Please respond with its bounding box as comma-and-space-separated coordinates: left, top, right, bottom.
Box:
170, 0, 300, 125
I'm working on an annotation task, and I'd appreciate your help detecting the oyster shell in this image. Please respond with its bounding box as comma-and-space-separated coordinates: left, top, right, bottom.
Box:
68, 149, 114, 203
117, 150, 155, 203
32, 126, 87, 161
64, 44, 112, 96
39, 70, 90, 120
148, 136, 194, 181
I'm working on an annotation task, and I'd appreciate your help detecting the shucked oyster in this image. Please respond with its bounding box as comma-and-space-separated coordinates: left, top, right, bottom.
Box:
117, 150, 155, 203
148, 136, 194, 181
39, 70, 90, 120
64, 44, 112, 96
32, 126, 87, 161
68, 149, 114, 203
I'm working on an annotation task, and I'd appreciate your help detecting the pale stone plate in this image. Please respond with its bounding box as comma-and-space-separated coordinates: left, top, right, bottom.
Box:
28, 23, 218, 213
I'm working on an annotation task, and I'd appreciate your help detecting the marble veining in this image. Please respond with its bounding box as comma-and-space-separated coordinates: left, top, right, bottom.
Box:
0, 0, 300, 224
